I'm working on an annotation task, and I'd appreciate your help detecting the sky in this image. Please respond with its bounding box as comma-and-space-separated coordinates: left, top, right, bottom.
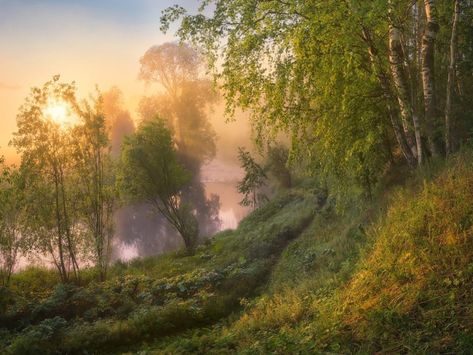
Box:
0, 0, 198, 162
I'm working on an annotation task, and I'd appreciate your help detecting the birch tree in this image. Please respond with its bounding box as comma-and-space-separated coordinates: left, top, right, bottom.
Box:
72, 96, 116, 281
161, 1, 392, 193
421, 0, 440, 156
445, 0, 461, 156
12, 77, 81, 283
388, 1, 423, 165
360, 26, 417, 167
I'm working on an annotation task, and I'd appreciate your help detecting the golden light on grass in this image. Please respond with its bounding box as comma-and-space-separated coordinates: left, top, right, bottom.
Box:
43, 100, 77, 127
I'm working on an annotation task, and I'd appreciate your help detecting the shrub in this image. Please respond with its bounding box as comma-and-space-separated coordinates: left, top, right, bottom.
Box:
7, 317, 67, 355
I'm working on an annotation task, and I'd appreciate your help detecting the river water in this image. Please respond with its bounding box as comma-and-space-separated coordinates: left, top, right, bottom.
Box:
16, 161, 250, 269
115, 160, 251, 261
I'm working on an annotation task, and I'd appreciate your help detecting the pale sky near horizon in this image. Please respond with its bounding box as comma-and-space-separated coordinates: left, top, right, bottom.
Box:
0, 0, 198, 162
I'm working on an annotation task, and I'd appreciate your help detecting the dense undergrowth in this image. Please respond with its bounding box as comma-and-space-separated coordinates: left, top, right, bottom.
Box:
0, 187, 318, 354
4, 152, 473, 354
142, 153, 473, 354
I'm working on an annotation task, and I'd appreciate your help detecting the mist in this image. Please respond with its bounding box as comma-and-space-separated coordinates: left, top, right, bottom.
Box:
100, 72, 253, 260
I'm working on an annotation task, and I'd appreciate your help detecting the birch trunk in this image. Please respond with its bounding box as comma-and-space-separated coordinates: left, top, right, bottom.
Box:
389, 22, 423, 165
421, 0, 440, 156
445, 0, 461, 156
361, 27, 417, 168
53, 168, 68, 283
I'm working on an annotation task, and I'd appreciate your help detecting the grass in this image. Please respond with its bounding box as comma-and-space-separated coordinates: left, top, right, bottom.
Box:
143, 152, 473, 354
4, 152, 473, 354
0, 189, 318, 354
149, 191, 370, 354
336, 153, 473, 352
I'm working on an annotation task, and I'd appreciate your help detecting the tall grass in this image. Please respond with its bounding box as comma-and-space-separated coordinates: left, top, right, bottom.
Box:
153, 151, 473, 354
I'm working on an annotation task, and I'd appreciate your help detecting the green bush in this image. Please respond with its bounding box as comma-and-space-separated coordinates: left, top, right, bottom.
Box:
1, 187, 321, 353
7, 317, 67, 355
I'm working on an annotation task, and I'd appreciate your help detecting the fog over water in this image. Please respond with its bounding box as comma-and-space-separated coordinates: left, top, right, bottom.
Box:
115, 159, 251, 261
16, 101, 253, 269
1, 1, 255, 273
201, 159, 250, 230
17, 160, 251, 268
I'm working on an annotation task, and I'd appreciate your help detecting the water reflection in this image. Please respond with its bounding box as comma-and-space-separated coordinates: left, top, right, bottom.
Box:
16, 162, 250, 269
114, 180, 250, 260
204, 181, 250, 230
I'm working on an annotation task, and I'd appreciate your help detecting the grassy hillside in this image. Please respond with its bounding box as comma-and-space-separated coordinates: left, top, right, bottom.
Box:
143, 154, 473, 354
0, 186, 319, 354
3, 153, 473, 354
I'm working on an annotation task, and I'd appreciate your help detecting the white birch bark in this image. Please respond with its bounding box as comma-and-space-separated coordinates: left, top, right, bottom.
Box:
421, 0, 440, 156
361, 27, 417, 167
445, 0, 461, 156
389, 21, 423, 165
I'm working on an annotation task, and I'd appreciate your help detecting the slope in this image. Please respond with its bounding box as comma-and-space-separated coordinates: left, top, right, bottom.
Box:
1, 187, 319, 354
147, 153, 473, 354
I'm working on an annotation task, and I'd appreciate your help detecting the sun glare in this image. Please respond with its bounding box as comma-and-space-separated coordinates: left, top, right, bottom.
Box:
43, 100, 76, 127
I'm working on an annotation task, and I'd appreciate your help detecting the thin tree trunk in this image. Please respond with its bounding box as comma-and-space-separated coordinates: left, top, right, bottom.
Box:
3, 231, 18, 287
421, 0, 440, 157
53, 169, 68, 283
445, 0, 461, 156
96, 136, 107, 281
400, 29, 419, 157
59, 165, 80, 281
361, 27, 417, 168
388, 17, 423, 165
47, 241, 63, 282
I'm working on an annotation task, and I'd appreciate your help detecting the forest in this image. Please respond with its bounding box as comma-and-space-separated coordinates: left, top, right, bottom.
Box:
1, 0, 473, 353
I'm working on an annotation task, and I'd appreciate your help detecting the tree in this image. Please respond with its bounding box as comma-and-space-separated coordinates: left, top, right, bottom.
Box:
445, 0, 461, 156
161, 0, 473, 193
72, 94, 116, 281
421, 0, 440, 156
139, 42, 217, 170
12, 76, 81, 282
237, 148, 267, 209
160, 1, 403, 194
139, 42, 220, 237
101, 87, 135, 158
388, 1, 422, 165
0, 158, 25, 286
265, 145, 292, 189
118, 116, 198, 255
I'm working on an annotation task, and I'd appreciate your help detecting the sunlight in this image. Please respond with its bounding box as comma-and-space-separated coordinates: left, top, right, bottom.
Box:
43, 100, 77, 127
